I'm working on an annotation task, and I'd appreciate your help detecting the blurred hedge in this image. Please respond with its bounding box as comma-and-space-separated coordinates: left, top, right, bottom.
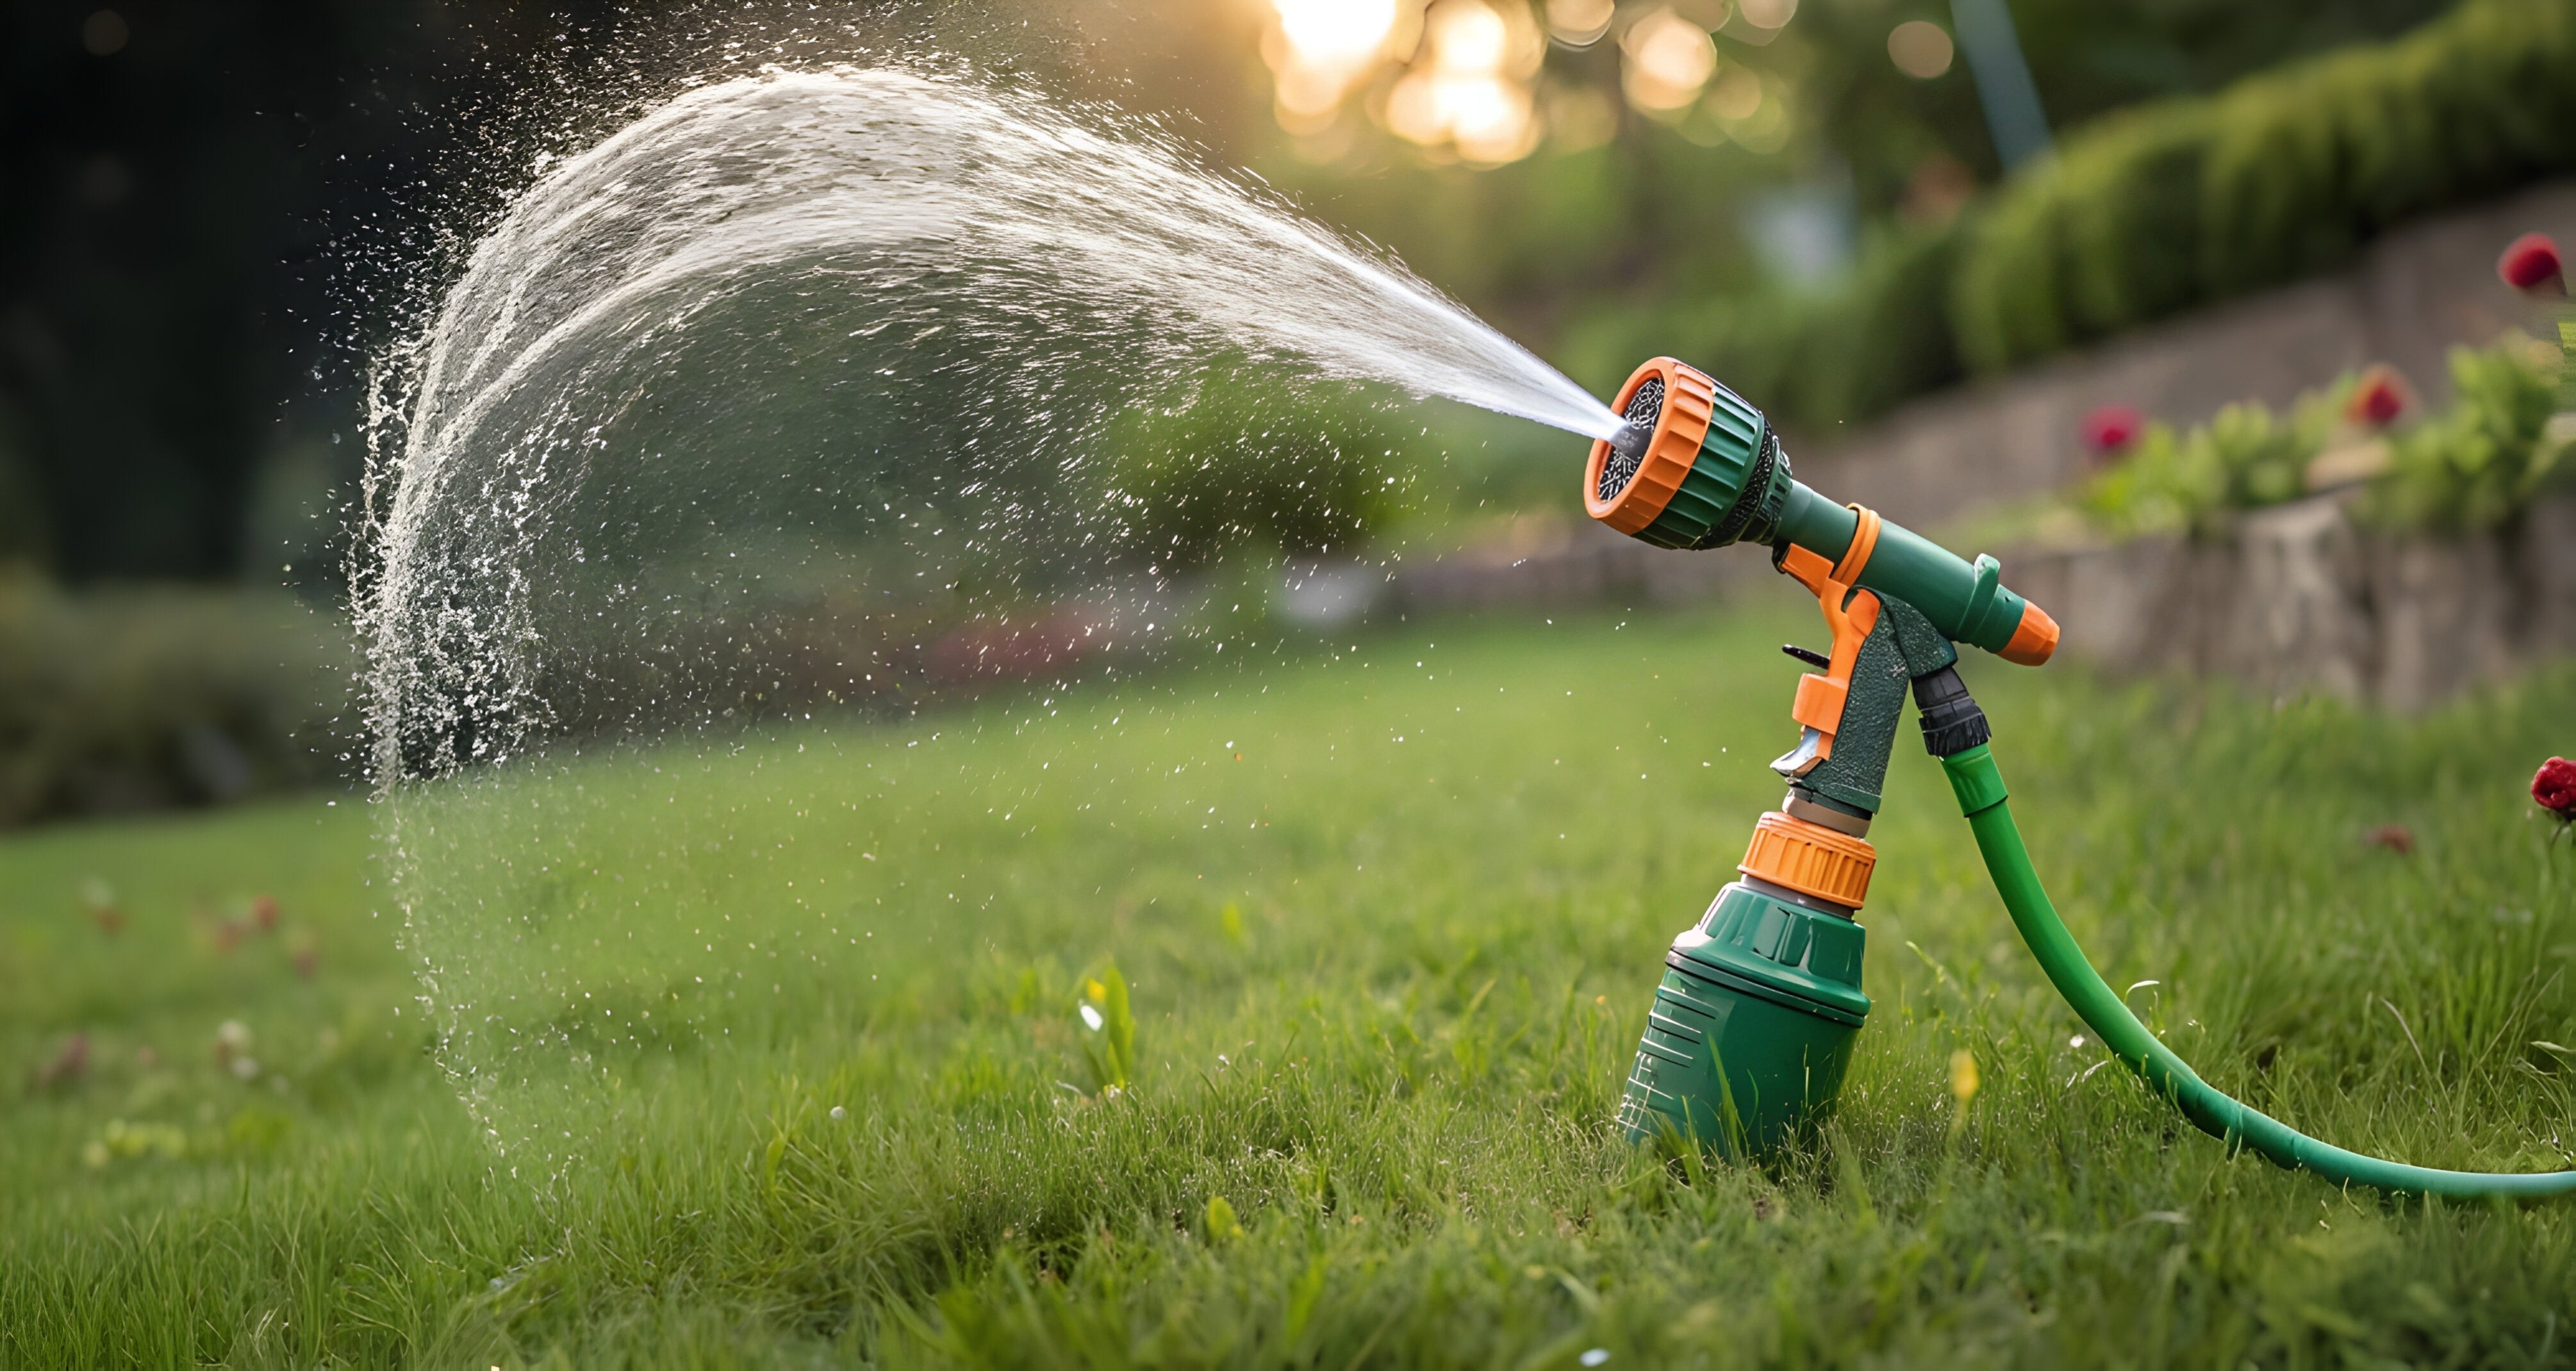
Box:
1564, 220, 1966, 443
1093, 375, 1445, 570
0, 579, 354, 827
1574, 0, 2576, 436
1952, 0, 2576, 373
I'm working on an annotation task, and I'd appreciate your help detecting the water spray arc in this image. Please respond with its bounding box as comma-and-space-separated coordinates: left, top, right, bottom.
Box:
1585, 356, 2576, 1197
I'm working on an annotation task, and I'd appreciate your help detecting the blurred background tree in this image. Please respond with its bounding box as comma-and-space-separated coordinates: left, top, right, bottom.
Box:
0, 0, 2472, 587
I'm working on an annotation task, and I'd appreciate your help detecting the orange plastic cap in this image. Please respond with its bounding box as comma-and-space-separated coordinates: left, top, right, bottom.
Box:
1584, 358, 1717, 536
1999, 601, 2060, 666
1739, 810, 1878, 910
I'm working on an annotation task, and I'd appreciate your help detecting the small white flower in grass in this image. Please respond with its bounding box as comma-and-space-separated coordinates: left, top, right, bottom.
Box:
1080, 1003, 1105, 1032
829, 1105, 847, 1121
2070, 1034, 2086, 1049
1581, 1351, 1611, 1367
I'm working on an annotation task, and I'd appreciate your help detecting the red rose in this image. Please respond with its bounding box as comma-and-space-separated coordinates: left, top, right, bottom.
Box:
2499, 233, 2565, 297
2081, 404, 2142, 457
2345, 365, 2408, 428
2535, 757, 2576, 816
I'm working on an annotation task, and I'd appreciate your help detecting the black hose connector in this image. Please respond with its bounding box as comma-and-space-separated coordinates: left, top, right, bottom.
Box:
1913, 665, 1990, 758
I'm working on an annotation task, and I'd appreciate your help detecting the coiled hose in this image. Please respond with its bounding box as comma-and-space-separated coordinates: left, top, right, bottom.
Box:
1942, 742, 2576, 1199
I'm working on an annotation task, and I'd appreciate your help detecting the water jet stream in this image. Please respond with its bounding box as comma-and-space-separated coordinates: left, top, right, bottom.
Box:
365, 65, 1622, 1174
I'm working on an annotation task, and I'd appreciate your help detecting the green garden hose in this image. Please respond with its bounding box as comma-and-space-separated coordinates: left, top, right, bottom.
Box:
1944, 743, 2576, 1199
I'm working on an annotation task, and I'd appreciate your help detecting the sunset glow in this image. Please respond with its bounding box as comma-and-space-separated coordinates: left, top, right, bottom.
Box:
1265, 0, 1546, 163
1275, 0, 1399, 70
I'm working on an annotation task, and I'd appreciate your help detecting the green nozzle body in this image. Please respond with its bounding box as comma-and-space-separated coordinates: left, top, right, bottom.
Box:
1771, 482, 2040, 661
1585, 357, 2057, 665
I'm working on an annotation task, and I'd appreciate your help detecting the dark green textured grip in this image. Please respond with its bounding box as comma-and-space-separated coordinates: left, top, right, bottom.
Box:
1800, 607, 1909, 814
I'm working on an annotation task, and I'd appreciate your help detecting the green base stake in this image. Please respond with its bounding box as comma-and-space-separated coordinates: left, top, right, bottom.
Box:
1619, 881, 1869, 1156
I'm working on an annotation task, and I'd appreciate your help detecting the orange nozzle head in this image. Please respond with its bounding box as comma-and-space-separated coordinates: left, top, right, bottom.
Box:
1999, 601, 2060, 666
1584, 357, 1717, 536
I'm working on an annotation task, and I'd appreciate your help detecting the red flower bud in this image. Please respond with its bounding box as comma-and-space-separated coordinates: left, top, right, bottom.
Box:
2344, 365, 2408, 428
2499, 233, 2565, 297
2536, 756, 2576, 817
2080, 404, 2142, 457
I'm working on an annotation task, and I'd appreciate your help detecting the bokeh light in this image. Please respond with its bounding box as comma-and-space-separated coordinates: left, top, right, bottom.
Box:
1545, 0, 1616, 46
1722, 76, 1793, 152
1264, 0, 1545, 164
1737, 0, 1797, 31
1888, 20, 1956, 79
1622, 9, 1718, 115
81, 8, 128, 56
1546, 82, 1621, 151
1278, 0, 1401, 65
1383, 0, 1544, 164
1705, 65, 1762, 120
1265, 0, 1403, 131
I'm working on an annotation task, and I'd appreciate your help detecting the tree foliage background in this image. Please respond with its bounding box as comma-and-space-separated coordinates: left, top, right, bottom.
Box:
0, 0, 2463, 584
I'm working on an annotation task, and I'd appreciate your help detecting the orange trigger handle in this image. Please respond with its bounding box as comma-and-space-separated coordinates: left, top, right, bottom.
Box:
1778, 506, 1885, 757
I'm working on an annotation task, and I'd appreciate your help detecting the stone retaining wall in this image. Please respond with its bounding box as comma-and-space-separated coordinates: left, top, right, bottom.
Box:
2001, 493, 2576, 710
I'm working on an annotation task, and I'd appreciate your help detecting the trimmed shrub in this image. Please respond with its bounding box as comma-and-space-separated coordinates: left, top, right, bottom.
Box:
1582, 0, 2576, 438
1952, 0, 2576, 373
1092, 378, 1439, 570
0, 580, 354, 827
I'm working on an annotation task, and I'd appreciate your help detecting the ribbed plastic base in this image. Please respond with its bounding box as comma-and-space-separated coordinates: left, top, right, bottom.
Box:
1619, 881, 1870, 1154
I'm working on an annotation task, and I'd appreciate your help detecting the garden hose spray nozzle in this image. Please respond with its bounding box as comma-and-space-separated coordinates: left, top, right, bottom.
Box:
1581, 357, 2058, 1154
1583, 356, 2576, 1197
1585, 357, 2058, 665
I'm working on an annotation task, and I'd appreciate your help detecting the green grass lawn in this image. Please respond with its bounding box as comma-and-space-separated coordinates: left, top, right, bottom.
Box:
6, 603, 2576, 1368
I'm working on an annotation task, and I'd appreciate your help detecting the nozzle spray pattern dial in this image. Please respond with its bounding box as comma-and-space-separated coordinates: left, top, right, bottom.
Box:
1583, 358, 1778, 550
